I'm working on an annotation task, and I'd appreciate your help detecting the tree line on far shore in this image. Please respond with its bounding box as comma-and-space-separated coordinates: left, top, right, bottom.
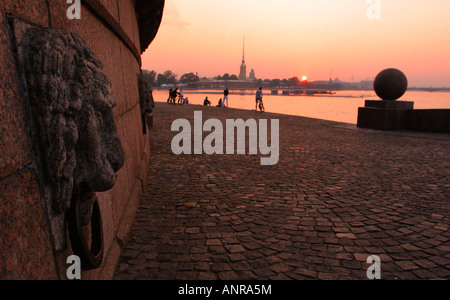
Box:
142, 69, 307, 88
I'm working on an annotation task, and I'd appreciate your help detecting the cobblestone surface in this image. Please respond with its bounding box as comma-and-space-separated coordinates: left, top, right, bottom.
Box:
114, 103, 450, 280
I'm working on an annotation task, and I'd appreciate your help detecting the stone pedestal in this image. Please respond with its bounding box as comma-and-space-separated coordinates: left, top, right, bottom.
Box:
357, 100, 414, 131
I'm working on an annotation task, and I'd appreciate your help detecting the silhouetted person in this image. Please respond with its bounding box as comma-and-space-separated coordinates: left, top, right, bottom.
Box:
171, 88, 179, 105
178, 89, 184, 104
223, 88, 229, 108
256, 87, 264, 111
203, 97, 211, 106
167, 88, 173, 104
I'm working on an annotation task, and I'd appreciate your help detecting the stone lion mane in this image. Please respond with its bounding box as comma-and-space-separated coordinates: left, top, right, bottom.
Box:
21, 26, 125, 215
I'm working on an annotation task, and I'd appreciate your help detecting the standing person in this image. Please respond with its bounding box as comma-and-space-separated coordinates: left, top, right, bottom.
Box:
168, 88, 173, 104
171, 88, 179, 105
255, 87, 263, 111
223, 88, 229, 108
178, 89, 184, 104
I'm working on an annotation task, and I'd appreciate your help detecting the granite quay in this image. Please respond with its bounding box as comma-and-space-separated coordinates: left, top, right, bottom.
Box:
114, 103, 450, 280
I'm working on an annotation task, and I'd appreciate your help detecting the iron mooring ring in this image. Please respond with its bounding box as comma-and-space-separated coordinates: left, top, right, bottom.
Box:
67, 191, 104, 270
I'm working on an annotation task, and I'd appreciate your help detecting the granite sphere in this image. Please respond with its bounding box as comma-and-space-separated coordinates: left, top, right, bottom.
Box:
373, 68, 408, 101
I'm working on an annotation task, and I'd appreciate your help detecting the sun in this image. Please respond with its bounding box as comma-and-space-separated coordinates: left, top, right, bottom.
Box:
301, 75, 308, 81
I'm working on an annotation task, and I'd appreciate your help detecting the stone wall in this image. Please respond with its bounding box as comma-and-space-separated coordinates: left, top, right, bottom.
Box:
0, 0, 159, 279
357, 100, 450, 133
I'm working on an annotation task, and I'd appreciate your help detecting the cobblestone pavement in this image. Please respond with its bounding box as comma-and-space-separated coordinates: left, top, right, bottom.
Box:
114, 103, 450, 280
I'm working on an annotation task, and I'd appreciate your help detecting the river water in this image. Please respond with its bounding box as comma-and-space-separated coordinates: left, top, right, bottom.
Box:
153, 89, 450, 124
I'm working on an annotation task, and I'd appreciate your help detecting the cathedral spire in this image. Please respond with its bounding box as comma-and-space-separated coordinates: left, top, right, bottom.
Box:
239, 35, 247, 80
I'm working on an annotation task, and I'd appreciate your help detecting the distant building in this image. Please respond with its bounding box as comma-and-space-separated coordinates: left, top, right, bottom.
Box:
238, 36, 247, 81
249, 69, 256, 81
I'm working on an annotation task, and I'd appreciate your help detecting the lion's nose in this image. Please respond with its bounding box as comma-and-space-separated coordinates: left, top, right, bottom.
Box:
89, 165, 117, 192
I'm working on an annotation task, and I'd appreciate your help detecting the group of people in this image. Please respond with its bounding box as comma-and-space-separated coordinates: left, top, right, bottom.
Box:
203, 87, 265, 112
203, 96, 227, 108
168, 87, 265, 112
203, 88, 230, 108
167, 88, 189, 105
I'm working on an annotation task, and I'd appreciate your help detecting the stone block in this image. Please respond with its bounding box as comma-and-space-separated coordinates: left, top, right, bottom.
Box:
117, 0, 136, 48
0, 169, 57, 279
120, 41, 141, 112
3, 0, 49, 27
407, 109, 450, 133
358, 100, 450, 133
357, 100, 414, 131
107, 116, 131, 228
0, 9, 34, 180
46, 0, 70, 29
357, 107, 411, 131
364, 100, 414, 110
98, 0, 119, 20
120, 105, 145, 185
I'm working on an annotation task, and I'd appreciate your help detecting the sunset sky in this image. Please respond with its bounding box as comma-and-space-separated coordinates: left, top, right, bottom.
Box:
141, 0, 450, 87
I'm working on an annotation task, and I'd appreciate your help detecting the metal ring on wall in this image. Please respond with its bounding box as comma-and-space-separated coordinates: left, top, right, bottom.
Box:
67, 191, 104, 270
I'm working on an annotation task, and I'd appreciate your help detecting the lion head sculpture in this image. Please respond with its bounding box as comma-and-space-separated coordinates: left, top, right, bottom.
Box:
21, 26, 125, 215
138, 72, 155, 115
138, 72, 155, 134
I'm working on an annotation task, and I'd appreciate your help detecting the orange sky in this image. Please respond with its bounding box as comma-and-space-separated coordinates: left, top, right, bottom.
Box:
142, 0, 450, 87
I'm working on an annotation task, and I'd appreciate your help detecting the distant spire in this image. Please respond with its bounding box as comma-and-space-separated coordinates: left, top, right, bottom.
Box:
239, 35, 247, 81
